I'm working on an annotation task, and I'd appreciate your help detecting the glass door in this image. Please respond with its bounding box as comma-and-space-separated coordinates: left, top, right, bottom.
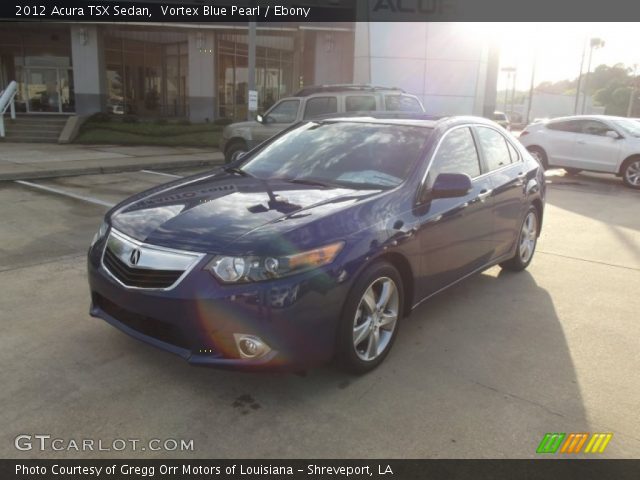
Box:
25, 67, 74, 113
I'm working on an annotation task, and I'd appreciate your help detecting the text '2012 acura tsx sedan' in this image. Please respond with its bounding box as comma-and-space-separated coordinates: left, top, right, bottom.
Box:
88, 115, 545, 373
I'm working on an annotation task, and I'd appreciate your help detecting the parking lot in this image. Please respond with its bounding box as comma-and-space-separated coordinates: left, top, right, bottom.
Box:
1, 167, 639, 459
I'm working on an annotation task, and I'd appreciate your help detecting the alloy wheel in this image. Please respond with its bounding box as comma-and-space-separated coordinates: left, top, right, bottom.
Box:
624, 160, 640, 187
519, 211, 538, 264
352, 277, 399, 362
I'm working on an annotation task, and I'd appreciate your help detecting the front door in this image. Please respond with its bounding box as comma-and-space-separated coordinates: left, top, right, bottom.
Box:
415, 126, 495, 298
25, 67, 74, 113
253, 98, 300, 146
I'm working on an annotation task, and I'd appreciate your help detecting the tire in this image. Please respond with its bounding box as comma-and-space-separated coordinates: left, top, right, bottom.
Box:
337, 261, 404, 374
500, 206, 539, 272
621, 157, 640, 189
224, 141, 248, 164
564, 168, 582, 176
527, 146, 548, 170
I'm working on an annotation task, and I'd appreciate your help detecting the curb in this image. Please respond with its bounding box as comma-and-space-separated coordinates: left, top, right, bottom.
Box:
0, 158, 225, 181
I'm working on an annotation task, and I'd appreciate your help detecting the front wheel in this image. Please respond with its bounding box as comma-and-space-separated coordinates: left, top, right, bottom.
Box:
224, 141, 248, 164
500, 206, 539, 272
622, 158, 640, 189
337, 261, 403, 374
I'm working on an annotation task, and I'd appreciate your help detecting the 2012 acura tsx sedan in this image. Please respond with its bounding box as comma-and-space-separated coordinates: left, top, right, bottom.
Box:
88, 114, 545, 373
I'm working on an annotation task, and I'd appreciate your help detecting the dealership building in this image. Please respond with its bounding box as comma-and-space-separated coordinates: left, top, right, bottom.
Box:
0, 22, 498, 122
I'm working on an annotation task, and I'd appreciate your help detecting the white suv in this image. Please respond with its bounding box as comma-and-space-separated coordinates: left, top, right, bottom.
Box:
519, 115, 640, 189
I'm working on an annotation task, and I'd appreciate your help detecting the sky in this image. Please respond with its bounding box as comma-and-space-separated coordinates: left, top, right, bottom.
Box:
476, 23, 640, 91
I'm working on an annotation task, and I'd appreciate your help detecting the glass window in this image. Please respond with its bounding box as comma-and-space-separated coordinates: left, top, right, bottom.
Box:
346, 95, 376, 112
547, 120, 581, 133
303, 96, 338, 119
427, 127, 481, 187
507, 141, 521, 163
476, 127, 512, 171
242, 122, 431, 189
612, 118, 640, 137
266, 99, 299, 123
579, 120, 610, 136
385, 95, 423, 112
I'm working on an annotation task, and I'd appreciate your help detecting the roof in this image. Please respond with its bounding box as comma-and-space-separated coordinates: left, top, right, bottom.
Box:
293, 84, 406, 97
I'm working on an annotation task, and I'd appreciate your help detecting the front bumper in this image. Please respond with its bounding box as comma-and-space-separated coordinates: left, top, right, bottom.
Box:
87, 238, 350, 371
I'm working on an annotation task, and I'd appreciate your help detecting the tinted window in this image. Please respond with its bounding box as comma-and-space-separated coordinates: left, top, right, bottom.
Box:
547, 120, 581, 132
385, 95, 423, 112
427, 127, 481, 188
476, 127, 512, 171
579, 120, 610, 136
346, 95, 376, 112
303, 97, 338, 119
242, 122, 431, 189
267, 99, 300, 123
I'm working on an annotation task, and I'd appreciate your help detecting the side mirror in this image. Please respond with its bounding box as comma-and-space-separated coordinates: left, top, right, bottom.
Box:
431, 173, 473, 199
605, 130, 621, 139
256, 114, 263, 123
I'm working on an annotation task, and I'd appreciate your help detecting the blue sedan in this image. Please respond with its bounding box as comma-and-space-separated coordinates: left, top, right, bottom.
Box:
87, 115, 545, 373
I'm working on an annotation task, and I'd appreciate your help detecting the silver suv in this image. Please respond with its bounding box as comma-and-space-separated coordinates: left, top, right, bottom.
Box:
220, 85, 425, 162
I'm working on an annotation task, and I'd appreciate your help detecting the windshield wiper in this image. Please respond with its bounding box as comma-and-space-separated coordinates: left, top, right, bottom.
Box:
223, 166, 253, 177
276, 177, 333, 187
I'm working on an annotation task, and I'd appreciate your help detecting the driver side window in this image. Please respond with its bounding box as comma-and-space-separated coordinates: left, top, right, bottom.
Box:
266, 99, 300, 124
425, 127, 481, 189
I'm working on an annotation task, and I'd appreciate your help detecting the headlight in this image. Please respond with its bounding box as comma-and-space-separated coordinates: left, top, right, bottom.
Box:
90, 220, 109, 248
207, 241, 344, 283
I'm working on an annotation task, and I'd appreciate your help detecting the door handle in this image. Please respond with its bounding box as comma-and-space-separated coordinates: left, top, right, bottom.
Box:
477, 189, 492, 203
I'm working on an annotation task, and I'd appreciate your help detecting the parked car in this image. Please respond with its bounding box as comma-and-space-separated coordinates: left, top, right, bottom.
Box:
491, 111, 511, 130
519, 115, 640, 189
88, 114, 545, 373
219, 85, 425, 162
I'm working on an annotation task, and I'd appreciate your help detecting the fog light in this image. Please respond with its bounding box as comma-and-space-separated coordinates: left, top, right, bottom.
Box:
233, 334, 271, 359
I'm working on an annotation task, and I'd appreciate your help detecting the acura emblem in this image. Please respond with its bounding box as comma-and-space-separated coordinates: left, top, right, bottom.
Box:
129, 249, 141, 265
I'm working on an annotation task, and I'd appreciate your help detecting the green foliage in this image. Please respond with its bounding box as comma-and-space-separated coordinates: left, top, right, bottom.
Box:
122, 114, 139, 124
89, 112, 111, 123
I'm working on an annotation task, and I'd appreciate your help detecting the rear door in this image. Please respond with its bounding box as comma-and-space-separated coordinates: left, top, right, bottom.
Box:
543, 120, 581, 166
474, 126, 527, 259
415, 126, 495, 297
302, 96, 338, 120
344, 95, 379, 113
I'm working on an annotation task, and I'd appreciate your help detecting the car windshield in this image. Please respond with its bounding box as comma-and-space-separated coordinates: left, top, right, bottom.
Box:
612, 118, 640, 137
241, 121, 431, 189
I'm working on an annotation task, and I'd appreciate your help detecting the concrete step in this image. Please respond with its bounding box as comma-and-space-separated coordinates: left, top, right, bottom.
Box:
3, 115, 69, 142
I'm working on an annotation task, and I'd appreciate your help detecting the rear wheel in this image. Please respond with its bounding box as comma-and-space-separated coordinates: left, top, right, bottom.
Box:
500, 206, 539, 272
622, 158, 640, 189
224, 141, 248, 164
337, 261, 403, 374
527, 146, 548, 170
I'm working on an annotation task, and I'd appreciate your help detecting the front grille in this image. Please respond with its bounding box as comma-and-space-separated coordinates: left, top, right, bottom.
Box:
94, 294, 192, 350
103, 247, 183, 289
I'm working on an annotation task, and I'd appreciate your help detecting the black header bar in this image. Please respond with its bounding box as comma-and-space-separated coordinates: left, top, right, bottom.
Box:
2, 0, 640, 22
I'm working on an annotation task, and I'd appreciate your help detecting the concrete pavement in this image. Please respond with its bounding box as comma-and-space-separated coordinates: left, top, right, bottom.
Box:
0, 143, 224, 181
0, 168, 638, 459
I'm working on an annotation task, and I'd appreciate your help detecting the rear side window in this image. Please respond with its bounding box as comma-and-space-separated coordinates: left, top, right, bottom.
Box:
427, 127, 481, 187
385, 95, 423, 112
303, 96, 338, 119
476, 127, 512, 171
346, 95, 376, 112
507, 141, 520, 163
547, 120, 581, 133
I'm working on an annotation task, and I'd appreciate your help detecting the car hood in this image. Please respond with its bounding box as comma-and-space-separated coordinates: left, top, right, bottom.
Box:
109, 172, 383, 254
